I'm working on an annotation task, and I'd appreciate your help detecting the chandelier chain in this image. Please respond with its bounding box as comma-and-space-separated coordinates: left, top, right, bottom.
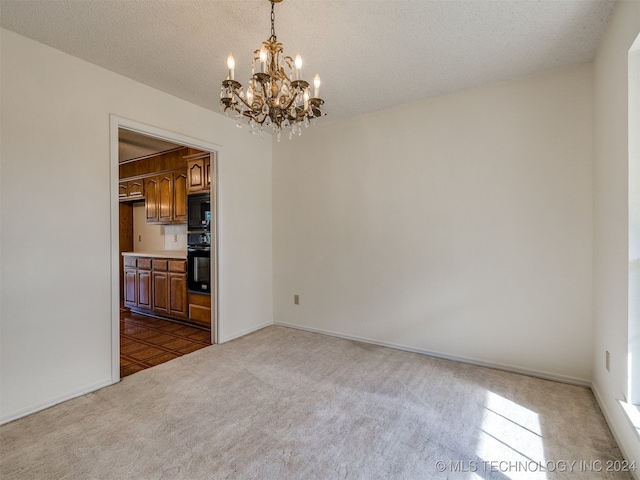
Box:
270, 1, 276, 40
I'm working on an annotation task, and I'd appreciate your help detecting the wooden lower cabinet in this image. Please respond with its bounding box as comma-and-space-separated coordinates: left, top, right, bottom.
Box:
169, 273, 188, 318
188, 292, 211, 328
123, 255, 188, 322
124, 269, 137, 308
137, 269, 152, 310
152, 271, 169, 315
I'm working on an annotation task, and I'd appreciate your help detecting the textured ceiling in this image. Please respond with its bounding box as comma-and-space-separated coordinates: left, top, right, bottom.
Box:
0, 0, 616, 122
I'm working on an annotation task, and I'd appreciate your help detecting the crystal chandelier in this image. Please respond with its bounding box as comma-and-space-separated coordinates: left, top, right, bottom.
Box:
220, 0, 325, 141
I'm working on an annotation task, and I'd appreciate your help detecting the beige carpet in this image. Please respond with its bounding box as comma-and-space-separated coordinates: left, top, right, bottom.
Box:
0, 326, 632, 479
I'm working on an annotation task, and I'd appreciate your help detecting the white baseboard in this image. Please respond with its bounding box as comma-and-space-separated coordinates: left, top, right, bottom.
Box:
273, 321, 591, 386
220, 321, 272, 343
591, 384, 640, 480
0, 378, 115, 425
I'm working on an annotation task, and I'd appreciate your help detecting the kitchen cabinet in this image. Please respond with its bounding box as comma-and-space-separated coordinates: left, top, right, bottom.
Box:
119, 179, 144, 201
144, 176, 160, 223
152, 272, 169, 314
124, 267, 152, 310
173, 171, 188, 222
143, 170, 187, 225
137, 269, 152, 310
158, 173, 173, 223
124, 269, 137, 308
123, 255, 188, 321
185, 153, 211, 193
136, 258, 152, 310
152, 259, 169, 314
169, 274, 188, 318
188, 292, 211, 328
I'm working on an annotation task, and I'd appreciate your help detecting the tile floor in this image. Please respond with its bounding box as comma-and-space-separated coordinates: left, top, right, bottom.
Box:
120, 309, 211, 377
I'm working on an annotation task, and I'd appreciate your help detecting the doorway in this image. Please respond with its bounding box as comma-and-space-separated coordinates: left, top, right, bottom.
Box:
110, 116, 220, 382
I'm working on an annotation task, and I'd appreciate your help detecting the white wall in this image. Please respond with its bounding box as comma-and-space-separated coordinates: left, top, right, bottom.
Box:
592, 0, 640, 467
273, 64, 594, 384
133, 203, 165, 252
131, 204, 187, 252
0, 29, 273, 422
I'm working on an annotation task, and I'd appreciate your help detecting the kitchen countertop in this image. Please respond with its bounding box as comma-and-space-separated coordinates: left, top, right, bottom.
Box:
122, 250, 187, 259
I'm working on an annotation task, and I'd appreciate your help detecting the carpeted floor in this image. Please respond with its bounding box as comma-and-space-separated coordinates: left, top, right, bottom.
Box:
0, 326, 633, 479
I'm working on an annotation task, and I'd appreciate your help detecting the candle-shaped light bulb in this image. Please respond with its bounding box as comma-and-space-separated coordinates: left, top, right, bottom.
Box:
259, 46, 268, 73
227, 53, 235, 80
295, 54, 302, 80
303, 88, 309, 110
313, 74, 321, 98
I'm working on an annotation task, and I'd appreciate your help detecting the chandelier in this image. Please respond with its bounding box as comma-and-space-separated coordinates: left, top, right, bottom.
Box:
220, 0, 325, 141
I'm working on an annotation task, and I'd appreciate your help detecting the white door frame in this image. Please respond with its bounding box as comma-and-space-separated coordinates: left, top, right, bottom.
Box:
110, 115, 221, 383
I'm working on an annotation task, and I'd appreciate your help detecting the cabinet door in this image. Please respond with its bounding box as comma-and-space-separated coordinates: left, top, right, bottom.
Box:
188, 292, 211, 328
168, 273, 188, 318
152, 271, 169, 314
173, 171, 188, 223
137, 269, 152, 310
204, 157, 212, 191
124, 269, 137, 307
127, 179, 144, 199
158, 174, 173, 223
187, 159, 205, 193
119, 182, 128, 199
144, 176, 159, 223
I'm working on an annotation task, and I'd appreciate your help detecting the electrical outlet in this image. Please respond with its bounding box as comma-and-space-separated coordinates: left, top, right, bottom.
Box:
606, 351, 610, 372
294, 294, 299, 305
173, 234, 178, 242
138, 235, 142, 242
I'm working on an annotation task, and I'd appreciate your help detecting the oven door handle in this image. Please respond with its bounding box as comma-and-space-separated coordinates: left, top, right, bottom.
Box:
188, 247, 211, 253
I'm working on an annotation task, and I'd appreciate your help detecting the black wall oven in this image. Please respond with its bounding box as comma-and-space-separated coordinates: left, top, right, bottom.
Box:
187, 246, 211, 293
187, 193, 211, 294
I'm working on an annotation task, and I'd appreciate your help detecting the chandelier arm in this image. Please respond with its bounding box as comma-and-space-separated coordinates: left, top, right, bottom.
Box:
280, 95, 297, 113
235, 95, 254, 111
222, 104, 242, 116
254, 115, 268, 125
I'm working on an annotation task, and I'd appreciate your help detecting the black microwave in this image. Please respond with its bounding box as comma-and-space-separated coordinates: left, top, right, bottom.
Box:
188, 193, 211, 232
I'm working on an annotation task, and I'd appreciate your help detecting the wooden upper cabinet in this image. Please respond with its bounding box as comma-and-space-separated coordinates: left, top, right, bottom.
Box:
158, 173, 173, 223
173, 171, 188, 223
144, 176, 159, 223
204, 159, 212, 191
127, 179, 144, 199
140, 170, 187, 225
119, 179, 144, 201
185, 153, 211, 193
187, 160, 204, 193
